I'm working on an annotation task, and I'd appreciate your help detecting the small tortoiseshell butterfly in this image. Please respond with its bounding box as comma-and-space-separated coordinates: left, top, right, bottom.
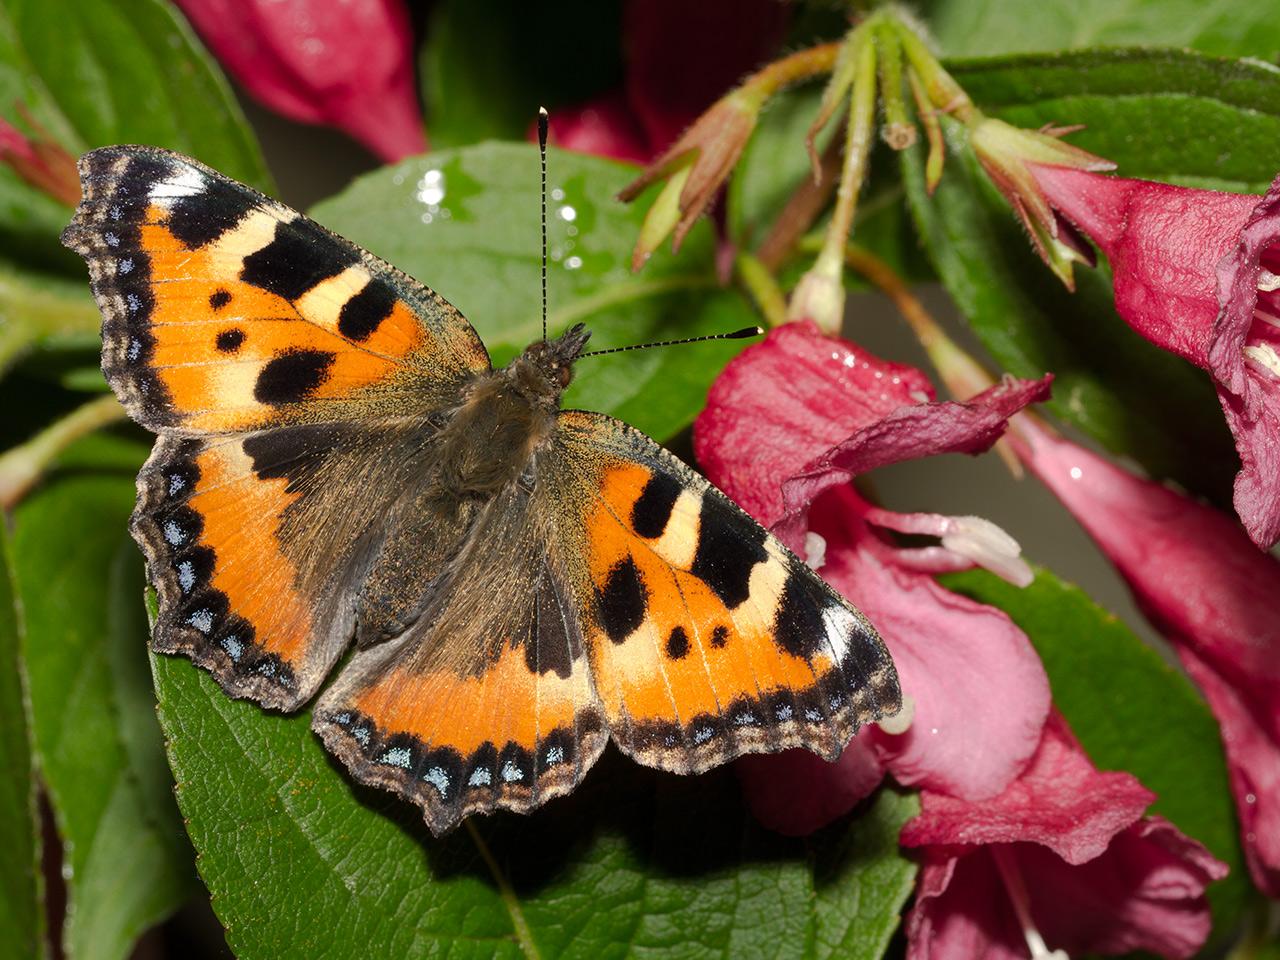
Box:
61, 145, 901, 835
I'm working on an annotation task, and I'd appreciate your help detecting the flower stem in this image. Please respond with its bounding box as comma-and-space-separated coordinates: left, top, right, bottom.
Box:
817, 29, 878, 277
756, 131, 843, 271
0, 395, 125, 511
747, 42, 842, 98
874, 23, 915, 149
735, 252, 788, 328
892, 21, 975, 122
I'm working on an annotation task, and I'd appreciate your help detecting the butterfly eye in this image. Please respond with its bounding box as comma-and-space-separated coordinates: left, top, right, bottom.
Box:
556, 364, 573, 388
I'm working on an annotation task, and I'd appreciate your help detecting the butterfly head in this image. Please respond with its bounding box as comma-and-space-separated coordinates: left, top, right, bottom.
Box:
516, 323, 592, 395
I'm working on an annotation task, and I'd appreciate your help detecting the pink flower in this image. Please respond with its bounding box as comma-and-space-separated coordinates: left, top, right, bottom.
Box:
903, 713, 1228, 959
1009, 411, 1280, 898
0, 109, 78, 206
694, 321, 1053, 833
549, 0, 789, 164
174, 0, 426, 162
1029, 164, 1280, 549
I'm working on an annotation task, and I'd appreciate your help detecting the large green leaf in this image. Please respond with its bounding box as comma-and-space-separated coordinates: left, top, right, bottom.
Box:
0, 523, 41, 960
11, 433, 196, 960
420, 0, 624, 149
312, 143, 758, 439
902, 48, 1280, 503
942, 567, 1248, 947
156, 645, 918, 960
921, 0, 1280, 61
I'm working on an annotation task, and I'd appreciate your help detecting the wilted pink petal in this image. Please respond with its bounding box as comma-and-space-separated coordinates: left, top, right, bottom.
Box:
1011, 413, 1280, 896
546, 93, 651, 164
694, 321, 1049, 534
905, 715, 1227, 959
1031, 164, 1280, 547
901, 713, 1153, 863
174, 0, 426, 161
695, 320, 932, 524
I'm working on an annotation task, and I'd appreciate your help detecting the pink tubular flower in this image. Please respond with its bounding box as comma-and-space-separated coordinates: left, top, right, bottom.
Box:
694, 321, 1053, 833
549, 0, 789, 164
174, 0, 426, 162
1028, 164, 1280, 549
0, 109, 78, 206
1009, 409, 1280, 898
903, 713, 1228, 959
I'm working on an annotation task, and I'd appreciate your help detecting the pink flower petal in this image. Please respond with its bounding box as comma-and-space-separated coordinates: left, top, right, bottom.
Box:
545, 92, 651, 164
1013, 416, 1280, 895
1031, 164, 1256, 367
907, 854, 1028, 960
814, 488, 1051, 802
622, 0, 789, 152
736, 738, 884, 836
693, 321, 1048, 533
1030, 164, 1280, 547
1024, 817, 1226, 958
1179, 648, 1280, 897
905, 715, 1226, 960
909, 820, 1225, 960
175, 0, 426, 161
695, 320, 932, 524
900, 713, 1153, 864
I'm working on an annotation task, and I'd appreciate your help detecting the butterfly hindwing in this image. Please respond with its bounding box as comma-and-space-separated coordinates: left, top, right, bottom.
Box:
61, 145, 490, 434
134, 421, 437, 709
550, 411, 900, 773
313, 484, 607, 835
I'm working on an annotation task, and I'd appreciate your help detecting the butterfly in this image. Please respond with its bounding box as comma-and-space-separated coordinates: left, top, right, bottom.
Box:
60, 145, 901, 835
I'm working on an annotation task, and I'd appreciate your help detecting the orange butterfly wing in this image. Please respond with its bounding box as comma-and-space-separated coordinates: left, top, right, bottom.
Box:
62, 147, 490, 708
551, 411, 900, 772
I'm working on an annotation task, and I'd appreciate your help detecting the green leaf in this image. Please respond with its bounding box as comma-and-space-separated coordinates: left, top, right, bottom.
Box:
0, 523, 42, 960
921, 0, 1280, 61
312, 143, 758, 439
11, 433, 196, 960
901, 48, 1280, 503
156, 645, 917, 960
941, 567, 1248, 947
0, 0, 271, 274
421, 0, 624, 149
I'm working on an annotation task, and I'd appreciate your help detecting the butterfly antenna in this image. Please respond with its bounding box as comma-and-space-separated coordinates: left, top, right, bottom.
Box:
578, 326, 763, 358
538, 106, 549, 345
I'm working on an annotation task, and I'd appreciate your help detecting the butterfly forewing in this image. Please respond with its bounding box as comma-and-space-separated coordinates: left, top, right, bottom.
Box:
61, 146, 489, 434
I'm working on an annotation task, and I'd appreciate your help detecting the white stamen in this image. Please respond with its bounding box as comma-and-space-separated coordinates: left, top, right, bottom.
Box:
1244, 343, 1280, 379
1254, 306, 1280, 329
804, 532, 827, 571
940, 516, 1034, 588
991, 846, 1071, 960
876, 694, 914, 735
1258, 268, 1280, 292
